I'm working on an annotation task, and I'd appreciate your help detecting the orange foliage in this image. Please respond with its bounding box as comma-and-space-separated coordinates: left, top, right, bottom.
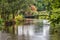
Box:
31, 5, 37, 11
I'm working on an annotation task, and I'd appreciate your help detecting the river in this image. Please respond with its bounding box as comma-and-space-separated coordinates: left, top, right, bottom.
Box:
0, 19, 50, 40
18, 19, 50, 40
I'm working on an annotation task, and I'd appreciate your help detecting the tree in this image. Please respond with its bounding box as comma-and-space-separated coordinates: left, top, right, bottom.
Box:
45, 0, 60, 24
0, 0, 36, 34
34, 0, 46, 11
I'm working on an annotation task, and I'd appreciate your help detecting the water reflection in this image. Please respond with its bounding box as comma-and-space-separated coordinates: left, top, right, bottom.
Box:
17, 19, 50, 40
0, 19, 50, 40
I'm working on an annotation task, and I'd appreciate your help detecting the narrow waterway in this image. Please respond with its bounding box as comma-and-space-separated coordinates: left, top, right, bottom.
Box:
18, 19, 50, 40
0, 19, 50, 40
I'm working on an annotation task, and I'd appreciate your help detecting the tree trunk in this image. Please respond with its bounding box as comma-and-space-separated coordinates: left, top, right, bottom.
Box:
13, 14, 15, 34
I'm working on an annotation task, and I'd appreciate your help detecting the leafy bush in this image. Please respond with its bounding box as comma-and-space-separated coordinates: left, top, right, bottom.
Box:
15, 15, 24, 21
15, 15, 24, 25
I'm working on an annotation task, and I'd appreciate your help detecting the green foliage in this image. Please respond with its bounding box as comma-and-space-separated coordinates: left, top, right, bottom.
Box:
46, 1, 60, 40
0, 0, 35, 20
0, 18, 4, 30
0, 18, 4, 25
43, 0, 60, 24
15, 15, 24, 25
50, 1, 60, 24
35, 0, 46, 11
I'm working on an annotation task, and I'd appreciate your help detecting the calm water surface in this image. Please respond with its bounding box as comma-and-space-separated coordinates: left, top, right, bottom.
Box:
0, 19, 50, 40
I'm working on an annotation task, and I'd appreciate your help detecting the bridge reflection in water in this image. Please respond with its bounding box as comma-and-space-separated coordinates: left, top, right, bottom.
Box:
0, 19, 50, 40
